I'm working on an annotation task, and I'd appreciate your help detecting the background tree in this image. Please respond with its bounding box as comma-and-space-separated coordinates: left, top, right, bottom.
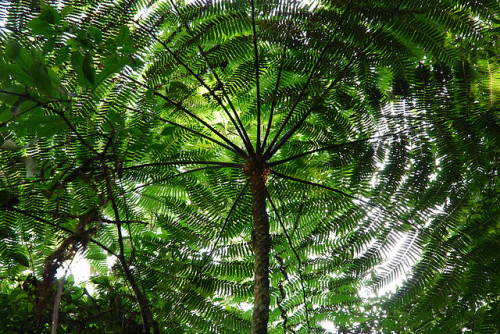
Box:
0, 0, 498, 333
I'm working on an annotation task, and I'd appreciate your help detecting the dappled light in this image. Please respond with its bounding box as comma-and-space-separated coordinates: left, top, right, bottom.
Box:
0, 0, 498, 333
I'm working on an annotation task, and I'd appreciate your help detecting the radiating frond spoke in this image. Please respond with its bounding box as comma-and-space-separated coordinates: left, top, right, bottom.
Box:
201, 181, 249, 274
250, 0, 262, 152
123, 160, 244, 171
103, 162, 159, 333
167, 0, 254, 156
261, 46, 286, 152
131, 166, 223, 192
264, 0, 354, 157
101, 98, 241, 155
133, 18, 255, 155
159, 117, 241, 154
269, 130, 407, 166
271, 169, 398, 220
264, 58, 355, 159
122, 74, 247, 156
265, 0, 405, 159
165, 181, 249, 323
267, 193, 311, 332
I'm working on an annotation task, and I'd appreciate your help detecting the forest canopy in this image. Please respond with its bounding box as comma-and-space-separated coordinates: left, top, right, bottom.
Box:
0, 0, 499, 333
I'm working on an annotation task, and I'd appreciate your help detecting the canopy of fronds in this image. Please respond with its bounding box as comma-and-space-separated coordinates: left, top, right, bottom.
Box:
0, 0, 498, 333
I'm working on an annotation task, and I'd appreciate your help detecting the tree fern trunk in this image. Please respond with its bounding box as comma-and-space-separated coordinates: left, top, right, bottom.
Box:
246, 159, 271, 334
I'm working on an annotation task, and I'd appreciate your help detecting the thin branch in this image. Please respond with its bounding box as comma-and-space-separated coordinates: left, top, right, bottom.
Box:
0, 89, 29, 97
274, 253, 298, 333
123, 160, 244, 171
122, 74, 247, 157
132, 19, 255, 155
262, 46, 287, 152
108, 127, 148, 303
83, 287, 99, 309
264, 0, 353, 156
0, 90, 99, 155
7, 207, 118, 257
101, 218, 148, 225
0, 102, 42, 129
167, 0, 253, 157
268, 130, 405, 167
250, 0, 262, 151
31, 97, 100, 156
103, 165, 158, 334
267, 193, 311, 332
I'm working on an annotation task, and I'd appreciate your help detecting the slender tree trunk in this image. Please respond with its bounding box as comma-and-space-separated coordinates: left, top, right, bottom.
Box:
246, 158, 271, 334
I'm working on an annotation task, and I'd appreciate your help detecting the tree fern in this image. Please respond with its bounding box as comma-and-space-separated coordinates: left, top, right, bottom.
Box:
0, 0, 498, 333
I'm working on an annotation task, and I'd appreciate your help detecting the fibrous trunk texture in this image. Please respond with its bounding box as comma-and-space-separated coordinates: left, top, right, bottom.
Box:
246, 159, 271, 334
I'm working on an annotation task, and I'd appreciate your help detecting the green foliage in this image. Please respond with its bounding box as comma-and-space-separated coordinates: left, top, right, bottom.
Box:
0, 274, 144, 333
0, 0, 498, 333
